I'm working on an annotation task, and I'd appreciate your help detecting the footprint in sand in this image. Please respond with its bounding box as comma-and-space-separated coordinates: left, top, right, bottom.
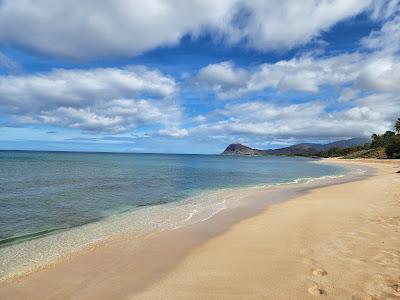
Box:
312, 268, 327, 276
308, 284, 325, 296
351, 295, 374, 300
375, 216, 400, 227
391, 282, 400, 296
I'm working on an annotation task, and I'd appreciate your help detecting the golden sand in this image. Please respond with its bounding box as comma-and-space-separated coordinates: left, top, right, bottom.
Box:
135, 159, 400, 299
1, 159, 399, 299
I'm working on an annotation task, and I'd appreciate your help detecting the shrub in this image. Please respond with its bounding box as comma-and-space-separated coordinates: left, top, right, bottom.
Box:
385, 135, 400, 159
371, 131, 396, 148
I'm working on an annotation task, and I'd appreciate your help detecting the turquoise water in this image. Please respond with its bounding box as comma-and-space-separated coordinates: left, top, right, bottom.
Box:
0, 151, 345, 246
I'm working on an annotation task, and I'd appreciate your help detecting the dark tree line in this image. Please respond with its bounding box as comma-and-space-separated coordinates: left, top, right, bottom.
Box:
318, 118, 400, 159
371, 118, 400, 158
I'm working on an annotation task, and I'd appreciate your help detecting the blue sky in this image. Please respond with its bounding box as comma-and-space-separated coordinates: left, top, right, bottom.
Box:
0, 0, 399, 153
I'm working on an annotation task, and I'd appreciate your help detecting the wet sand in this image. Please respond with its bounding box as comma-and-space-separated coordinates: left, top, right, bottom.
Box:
0, 159, 399, 299
135, 159, 400, 299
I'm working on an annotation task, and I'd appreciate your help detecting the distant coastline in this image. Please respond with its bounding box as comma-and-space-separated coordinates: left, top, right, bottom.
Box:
222, 124, 400, 159
222, 137, 370, 156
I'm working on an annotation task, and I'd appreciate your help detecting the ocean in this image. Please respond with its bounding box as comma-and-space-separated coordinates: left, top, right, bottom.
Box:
0, 151, 346, 248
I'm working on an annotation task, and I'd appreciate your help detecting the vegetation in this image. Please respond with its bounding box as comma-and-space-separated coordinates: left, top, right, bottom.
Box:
317, 117, 400, 159
395, 118, 400, 134
318, 144, 370, 158
342, 148, 386, 159
385, 136, 400, 158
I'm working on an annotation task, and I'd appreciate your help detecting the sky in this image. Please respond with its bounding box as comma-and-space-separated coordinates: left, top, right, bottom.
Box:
0, 0, 399, 154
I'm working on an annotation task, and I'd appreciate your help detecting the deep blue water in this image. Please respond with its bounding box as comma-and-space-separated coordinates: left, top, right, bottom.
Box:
0, 151, 345, 245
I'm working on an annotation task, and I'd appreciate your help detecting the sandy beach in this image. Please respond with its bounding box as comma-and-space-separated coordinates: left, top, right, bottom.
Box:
1, 159, 399, 299
135, 159, 400, 300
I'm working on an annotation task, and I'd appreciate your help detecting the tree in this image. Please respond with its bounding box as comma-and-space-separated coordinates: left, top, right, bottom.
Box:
371, 131, 396, 148
395, 118, 400, 134
385, 135, 400, 159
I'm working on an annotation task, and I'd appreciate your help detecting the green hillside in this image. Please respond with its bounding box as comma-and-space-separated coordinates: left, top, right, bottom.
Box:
317, 118, 400, 159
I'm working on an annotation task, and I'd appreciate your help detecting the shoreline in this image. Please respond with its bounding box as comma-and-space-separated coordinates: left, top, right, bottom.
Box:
136, 159, 400, 299
0, 159, 352, 284
0, 159, 396, 299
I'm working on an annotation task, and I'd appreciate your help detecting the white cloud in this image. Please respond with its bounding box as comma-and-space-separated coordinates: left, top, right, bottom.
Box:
192, 3, 400, 99
0, 0, 384, 59
192, 11, 400, 142
193, 45, 400, 139
353, 93, 400, 121
368, 0, 400, 20
192, 115, 207, 123
356, 57, 400, 92
339, 87, 360, 102
195, 54, 363, 99
0, 66, 182, 133
0, 52, 20, 72
224, 0, 371, 51
362, 15, 400, 54
196, 45, 400, 99
196, 61, 248, 92
0, 0, 234, 59
192, 99, 395, 139
29, 99, 175, 133
0, 0, 398, 147
157, 127, 189, 137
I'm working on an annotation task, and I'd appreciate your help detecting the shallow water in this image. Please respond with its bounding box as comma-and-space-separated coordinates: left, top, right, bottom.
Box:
0, 151, 345, 247
0, 151, 355, 281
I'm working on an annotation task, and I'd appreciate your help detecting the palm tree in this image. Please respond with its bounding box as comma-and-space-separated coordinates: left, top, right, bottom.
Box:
395, 118, 400, 134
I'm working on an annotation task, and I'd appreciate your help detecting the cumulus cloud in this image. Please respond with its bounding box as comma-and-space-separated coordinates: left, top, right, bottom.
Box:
191, 98, 395, 140
195, 54, 364, 99
192, 2, 400, 99
224, 0, 371, 51
356, 57, 400, 92
0, 0, 398, 147
0, 66, 182, 133
0, 0, 383, 59
192, 51, 399, 140
157, 127, 189, 137
196, 61, 248, 91
352, 93, 400, 120
196, 50, 400, 99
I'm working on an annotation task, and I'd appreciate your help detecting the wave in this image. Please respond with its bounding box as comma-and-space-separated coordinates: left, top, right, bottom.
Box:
0, 171, 349, 248
0, 165, 356, 282
0, 217, 105, 248
0, 228, 63, 248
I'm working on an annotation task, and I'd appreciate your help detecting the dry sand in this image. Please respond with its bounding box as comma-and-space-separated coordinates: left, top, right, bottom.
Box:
0, 159, 399, 299
134, 159, 400, 300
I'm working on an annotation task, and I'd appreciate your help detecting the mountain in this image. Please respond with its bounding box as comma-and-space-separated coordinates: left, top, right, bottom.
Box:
322, 137, 371, 149
222, 144, 266, 156
222, 137, 370, 156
